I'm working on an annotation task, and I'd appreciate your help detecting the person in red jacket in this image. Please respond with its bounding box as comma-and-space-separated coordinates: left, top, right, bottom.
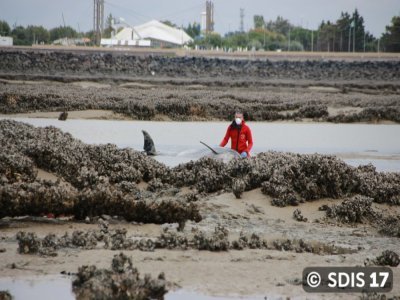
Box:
220, 112, 253, 158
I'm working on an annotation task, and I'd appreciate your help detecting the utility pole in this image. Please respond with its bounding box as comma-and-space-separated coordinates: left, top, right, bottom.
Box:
263, 24, 266, 49
348, 24, 351, 52
288, 26, 291, 51
353, 22, 356, 52
240, 8, 244, 32
62, 13, 68, 46
363, 32, 366, 52
311, 30, 313, 52
205, 1, 214, 33
93, 0, 104, 46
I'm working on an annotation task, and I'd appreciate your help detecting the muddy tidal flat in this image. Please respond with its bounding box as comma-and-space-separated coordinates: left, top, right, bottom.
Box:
0, 47, 399, 300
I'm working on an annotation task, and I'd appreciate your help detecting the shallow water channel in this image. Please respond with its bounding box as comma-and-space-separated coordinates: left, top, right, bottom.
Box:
4, 118, 400, 172
0, 276, 271, 300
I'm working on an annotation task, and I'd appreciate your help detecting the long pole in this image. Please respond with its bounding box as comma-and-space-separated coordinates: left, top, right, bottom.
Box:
288, 26, 291, 51
263, 25, 266, 49
353, 23, 355, 52
363, 32, 366, 52
62, 12, 68, 46
348, 25, 351, 52
311, 30, 313, 52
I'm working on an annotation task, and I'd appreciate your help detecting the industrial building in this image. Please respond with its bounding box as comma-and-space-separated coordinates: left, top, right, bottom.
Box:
101, 20, 192, 48
0, 36, 13, 46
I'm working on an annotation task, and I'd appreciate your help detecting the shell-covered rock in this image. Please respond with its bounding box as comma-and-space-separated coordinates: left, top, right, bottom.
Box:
72, 252, 168, 300
232, 178, 246, 199
374, 250, 400, 267
325, 195, 377, 223
293, 209, 308, 222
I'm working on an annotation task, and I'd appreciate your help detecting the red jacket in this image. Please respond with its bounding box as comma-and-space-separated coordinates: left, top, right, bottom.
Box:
220, 121, 253, 155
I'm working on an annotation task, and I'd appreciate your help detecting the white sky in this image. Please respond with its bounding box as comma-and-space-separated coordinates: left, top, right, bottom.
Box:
1, 0, 399, 37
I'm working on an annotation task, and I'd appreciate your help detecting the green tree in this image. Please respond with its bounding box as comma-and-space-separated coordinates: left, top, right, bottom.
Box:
11, 26, 29, 45
266, 16, 291, 35
185, 22, 201, 38
351, 9, 366, 52
49, 26, 78, 41
364, 32, 377, 52
223, 32, 248, 48
317, 21, 338, 51
336, 12, 352, 52
314, 9, 371, 52
0, 20, 11, 36
381, 15, 400, 52
26, 25, 50, 44
103, 13, 114, 38
205, 32, 222, 47
161, 20, 177, 28
253, 15, 265, 29
290, 27, 312, 51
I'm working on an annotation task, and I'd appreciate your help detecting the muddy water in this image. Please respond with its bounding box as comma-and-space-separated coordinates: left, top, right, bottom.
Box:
3, 118, 400, 171
0, 276, 74, 300
0, 276, 268, 300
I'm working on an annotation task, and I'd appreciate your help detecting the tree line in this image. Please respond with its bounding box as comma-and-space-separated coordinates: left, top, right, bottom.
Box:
0, 20, 95, 46
191, 10, 400, 52
0, 9, 399, 52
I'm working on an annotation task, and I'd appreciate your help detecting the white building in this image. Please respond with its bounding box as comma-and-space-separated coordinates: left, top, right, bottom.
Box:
101, 20, 193, 48
0, 36, 13, 46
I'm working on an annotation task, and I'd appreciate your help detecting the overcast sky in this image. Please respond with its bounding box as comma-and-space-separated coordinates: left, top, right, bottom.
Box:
1, 0, 399, 37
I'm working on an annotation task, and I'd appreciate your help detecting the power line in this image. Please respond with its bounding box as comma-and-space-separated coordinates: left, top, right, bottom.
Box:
157, 2, 204, 21
103, 0, 151, 22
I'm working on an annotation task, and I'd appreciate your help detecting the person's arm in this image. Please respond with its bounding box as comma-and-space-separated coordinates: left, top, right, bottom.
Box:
219, 126, 231, 147
245, 127, 253, 153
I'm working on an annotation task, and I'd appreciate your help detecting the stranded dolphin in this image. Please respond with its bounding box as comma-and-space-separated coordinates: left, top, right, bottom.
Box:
141, 130, 240, 162
142, 130, 157, 156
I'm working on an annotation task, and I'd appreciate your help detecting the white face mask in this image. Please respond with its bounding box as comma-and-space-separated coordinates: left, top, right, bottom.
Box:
235, 117, 242, 125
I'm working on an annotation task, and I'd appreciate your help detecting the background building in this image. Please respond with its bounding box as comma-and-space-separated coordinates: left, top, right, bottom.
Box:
101, 20, 192, 48
0, 36, 13, 46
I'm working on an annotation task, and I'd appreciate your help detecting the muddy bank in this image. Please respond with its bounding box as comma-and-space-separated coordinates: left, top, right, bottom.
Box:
1, 80, 399, 123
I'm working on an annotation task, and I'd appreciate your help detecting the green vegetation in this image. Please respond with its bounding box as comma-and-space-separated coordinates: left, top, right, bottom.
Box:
381, 16, 400, 52
189, 10, 399, 53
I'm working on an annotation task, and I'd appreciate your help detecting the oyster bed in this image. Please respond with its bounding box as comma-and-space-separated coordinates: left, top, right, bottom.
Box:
1, 119, 399, 234
1, 49, 399, 81
0, 48, 400, 123
1, 79, 399, 123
